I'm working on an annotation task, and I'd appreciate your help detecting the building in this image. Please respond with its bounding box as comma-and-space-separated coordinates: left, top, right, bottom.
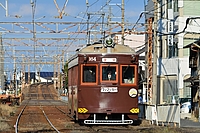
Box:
24, 72, 54, 83
183, 39, 200, 118
108, 30, 146, 69
145, 0, 200, 104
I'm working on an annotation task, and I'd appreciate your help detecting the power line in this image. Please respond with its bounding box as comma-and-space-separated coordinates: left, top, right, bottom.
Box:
64, 0, 112, 51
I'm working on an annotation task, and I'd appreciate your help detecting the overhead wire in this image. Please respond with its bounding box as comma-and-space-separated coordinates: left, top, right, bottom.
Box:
63, 2, 90, 52
64, 0, 112, 52
130, 1, 200, 36
157, 17, 200, 36
130, 1, 169, 32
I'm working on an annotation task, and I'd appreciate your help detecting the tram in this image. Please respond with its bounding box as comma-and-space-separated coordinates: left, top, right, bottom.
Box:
68, 38, 140, 124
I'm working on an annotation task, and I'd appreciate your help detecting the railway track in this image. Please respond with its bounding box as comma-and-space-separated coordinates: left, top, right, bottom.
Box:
14, 83, 71, 133
12, 83, 160, 133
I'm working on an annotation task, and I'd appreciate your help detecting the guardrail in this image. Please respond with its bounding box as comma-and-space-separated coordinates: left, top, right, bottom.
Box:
157, 104, 180, 127
145, 105, 158, 125
143, 104, 180, 127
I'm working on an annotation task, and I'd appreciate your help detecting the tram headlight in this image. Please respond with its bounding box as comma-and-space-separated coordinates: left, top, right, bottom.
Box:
128, 88, 137, 98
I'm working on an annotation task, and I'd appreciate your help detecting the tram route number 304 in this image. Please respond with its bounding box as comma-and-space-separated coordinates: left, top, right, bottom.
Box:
101, 87, 118, 92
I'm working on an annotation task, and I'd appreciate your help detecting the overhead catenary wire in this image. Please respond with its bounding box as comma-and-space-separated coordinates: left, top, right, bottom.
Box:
63, 0, 112, 52
130, 1, 169, 32
64, 0, 102, 40
129, 1, 200, 37
157, 17, 200, 36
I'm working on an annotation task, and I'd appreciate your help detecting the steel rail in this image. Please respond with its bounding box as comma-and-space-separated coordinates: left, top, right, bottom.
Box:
40, 107, 60, 133
15, 101, 29, 133
15, 84, 61, 133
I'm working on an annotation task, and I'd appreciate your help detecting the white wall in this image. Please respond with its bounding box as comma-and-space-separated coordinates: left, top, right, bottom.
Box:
159, 57, 190, 89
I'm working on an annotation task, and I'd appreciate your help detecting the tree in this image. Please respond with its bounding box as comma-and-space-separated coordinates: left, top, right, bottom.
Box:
62, 62, 68, 91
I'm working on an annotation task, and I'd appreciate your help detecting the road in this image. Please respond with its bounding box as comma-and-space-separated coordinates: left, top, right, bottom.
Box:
181, 118, 200, 127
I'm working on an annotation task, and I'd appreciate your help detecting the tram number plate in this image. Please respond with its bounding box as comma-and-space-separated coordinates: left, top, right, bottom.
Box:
101, 87, 118, 92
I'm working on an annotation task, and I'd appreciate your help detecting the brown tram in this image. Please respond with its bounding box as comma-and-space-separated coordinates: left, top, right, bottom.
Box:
68, 40, 140, 124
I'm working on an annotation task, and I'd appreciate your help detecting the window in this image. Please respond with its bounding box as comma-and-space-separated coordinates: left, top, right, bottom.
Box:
82, 65, 96, 83
174, 0, 178, 12
167, 0, 172, 9
101, 65, 118, 82
168, 43, 178, 58
121, 65, 135, 84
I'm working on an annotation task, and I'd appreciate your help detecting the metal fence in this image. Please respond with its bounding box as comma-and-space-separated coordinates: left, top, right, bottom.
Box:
142, 104, 180, 127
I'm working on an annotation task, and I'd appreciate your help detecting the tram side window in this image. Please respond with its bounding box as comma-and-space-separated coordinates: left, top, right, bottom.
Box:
102, 66, 116, 81
83, 66, 96, 82
122, 66, 135, 84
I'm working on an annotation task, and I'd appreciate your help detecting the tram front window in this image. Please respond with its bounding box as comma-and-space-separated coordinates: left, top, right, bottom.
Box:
83, 66, 96, 82
102, 66, 116, 81
122, 65, 135, 84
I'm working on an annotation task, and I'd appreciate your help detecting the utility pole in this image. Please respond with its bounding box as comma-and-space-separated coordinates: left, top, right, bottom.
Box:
121, 0, 125, 45
31, 0, 36, 83
0, 33, 5, 92
147, 18, 153, 104
152, 0, 158, 104
13, 48, 17, 96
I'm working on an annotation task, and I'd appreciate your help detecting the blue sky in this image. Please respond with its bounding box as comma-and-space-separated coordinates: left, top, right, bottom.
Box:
0, 0, 146, 23
0, 0, 147, 73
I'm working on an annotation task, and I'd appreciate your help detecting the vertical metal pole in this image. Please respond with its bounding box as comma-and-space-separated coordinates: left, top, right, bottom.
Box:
5, 0, 8, 17
16, 69, 17, 96
152, 0, 158, 104
31, 1, 36, 83
54, 58, 56, 89
0, 33, 4, 92
87, 14, 90, 44
13, 48, 17, 96
0, 0, 8, 17
22, 55, 25, 92
198, 49, 200, 122
121, 0, 124, 45
28, 58, 30, 84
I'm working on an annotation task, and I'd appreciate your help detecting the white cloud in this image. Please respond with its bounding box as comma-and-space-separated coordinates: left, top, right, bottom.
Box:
12, 4, 32, 17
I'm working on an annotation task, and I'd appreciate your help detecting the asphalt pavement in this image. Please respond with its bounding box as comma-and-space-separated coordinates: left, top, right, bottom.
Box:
181, 118, 200, 127
180, 113, 200, 128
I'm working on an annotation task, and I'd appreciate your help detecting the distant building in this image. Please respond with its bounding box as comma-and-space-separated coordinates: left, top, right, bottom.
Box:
25, 72, 54, 83
108, 30, 146, 69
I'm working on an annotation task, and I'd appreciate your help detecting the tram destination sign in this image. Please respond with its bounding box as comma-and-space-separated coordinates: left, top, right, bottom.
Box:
101, 87, 118, 92
102, 58, 117, 62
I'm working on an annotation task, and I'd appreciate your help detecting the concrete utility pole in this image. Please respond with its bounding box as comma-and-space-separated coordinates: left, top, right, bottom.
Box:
152, 0, 158, 104
121, 0, 125, 45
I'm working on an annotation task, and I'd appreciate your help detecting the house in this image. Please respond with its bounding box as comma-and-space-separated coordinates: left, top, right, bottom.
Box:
183, 39, 200, 116
145, 0, 200, 104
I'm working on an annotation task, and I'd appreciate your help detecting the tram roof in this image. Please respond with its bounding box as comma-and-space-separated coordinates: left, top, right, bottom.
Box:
77, 43, 136, 54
